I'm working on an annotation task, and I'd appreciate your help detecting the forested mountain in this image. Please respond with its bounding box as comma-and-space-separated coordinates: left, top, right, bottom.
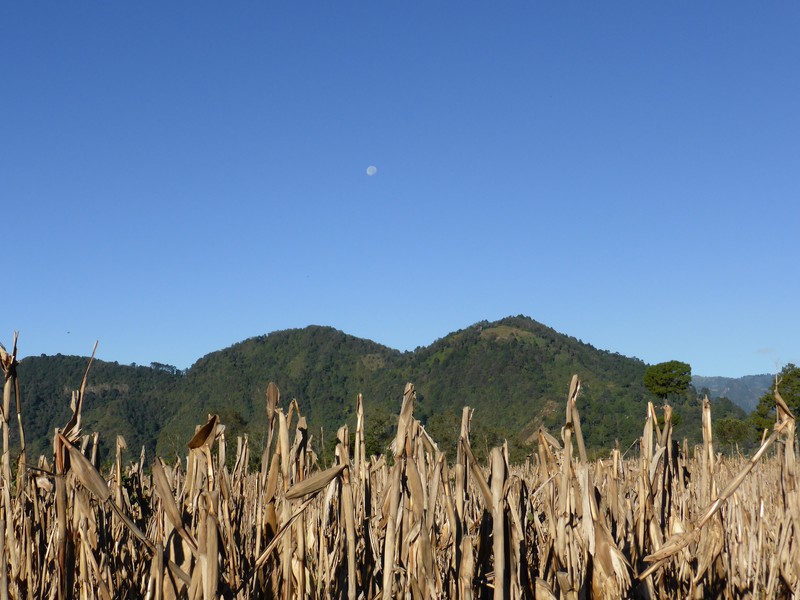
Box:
692, 374, 774, 412
398, 318, 651, 455
11, 316, 748, 466
155, 326, 406, 460
16, 356, 182, 464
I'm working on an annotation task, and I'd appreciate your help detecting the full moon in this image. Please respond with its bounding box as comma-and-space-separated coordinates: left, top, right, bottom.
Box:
366, 165, 377, 176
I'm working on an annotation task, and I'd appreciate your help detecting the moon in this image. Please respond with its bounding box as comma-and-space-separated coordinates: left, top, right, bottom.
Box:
366, 165, 377, 176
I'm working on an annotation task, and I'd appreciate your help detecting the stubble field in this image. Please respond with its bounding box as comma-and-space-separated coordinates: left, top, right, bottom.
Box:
1, 340, 797, 599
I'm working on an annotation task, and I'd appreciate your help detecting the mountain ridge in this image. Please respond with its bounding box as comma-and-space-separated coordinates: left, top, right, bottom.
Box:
692, 374, 774, 412
12, 316, 749, 464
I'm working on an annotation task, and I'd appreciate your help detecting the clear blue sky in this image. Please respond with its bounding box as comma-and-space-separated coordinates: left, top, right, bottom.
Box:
3, 2, 798, 378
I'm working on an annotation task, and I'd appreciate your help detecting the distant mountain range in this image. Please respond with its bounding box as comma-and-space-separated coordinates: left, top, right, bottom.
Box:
692, 374, 774, 412
12, 316, 749, 465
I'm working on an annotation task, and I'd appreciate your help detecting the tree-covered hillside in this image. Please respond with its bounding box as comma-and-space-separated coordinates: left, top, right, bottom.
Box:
16, 355, 182, 465
404, 317, 652, 456
11, 316, 751, 466
154, 326, 406, 459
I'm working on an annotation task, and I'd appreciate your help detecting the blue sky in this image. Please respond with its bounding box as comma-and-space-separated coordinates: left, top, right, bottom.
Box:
3, 2, 798, 378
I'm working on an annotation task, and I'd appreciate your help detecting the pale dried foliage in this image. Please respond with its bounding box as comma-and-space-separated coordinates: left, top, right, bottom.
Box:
0, 340, 798, 598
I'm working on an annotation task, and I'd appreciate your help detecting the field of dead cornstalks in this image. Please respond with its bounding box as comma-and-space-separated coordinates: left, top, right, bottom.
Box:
1, 337, 799, 598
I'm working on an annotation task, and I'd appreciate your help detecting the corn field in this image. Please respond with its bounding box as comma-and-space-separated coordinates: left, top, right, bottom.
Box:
1, 338, 799, 599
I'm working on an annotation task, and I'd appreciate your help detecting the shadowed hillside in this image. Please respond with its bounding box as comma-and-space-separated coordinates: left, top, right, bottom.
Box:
16, 355, 182, 464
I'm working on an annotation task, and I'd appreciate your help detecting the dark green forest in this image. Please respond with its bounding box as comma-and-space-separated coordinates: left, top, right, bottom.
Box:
9, 316, 752, 466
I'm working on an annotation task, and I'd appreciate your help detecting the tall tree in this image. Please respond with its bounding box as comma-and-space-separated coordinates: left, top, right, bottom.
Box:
751, 363, 800, 436
643, 360, 692, 402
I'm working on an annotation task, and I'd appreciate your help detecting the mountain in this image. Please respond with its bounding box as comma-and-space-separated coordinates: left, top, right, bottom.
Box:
10, 316, 749, 466
397, 317, 651, 451
692, 374, 774, 412
154, 326, 406, 459
151, 316, 659, 459
16, 355, 182, 463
